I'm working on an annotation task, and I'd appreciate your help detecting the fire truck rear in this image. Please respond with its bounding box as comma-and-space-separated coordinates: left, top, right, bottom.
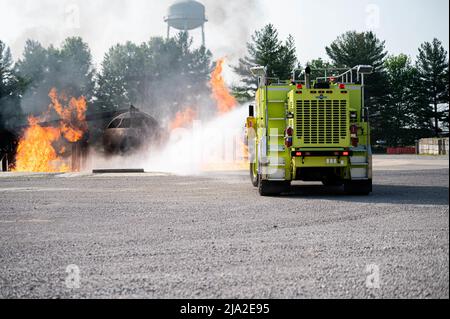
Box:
246, 65, 374, 196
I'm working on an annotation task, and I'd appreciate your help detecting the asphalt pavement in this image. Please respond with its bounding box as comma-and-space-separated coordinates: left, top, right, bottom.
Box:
0, 155, 448, 298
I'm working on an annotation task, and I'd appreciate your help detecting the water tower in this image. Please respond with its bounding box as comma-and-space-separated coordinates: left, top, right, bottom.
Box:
164, 0, 208, 47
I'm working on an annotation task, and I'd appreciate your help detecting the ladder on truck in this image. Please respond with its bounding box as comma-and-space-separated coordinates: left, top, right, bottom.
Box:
262, 78, 289, 182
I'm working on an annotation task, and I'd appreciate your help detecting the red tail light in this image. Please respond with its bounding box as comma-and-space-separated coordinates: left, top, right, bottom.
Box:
342, 151, 349, 156
296, 84, 303, 89
339, 83, 346, 89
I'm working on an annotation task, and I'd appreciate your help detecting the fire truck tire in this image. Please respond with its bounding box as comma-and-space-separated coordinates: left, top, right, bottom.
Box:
344, 179, 373, 195
258, 179, 291, 196
250, 163, 259, 187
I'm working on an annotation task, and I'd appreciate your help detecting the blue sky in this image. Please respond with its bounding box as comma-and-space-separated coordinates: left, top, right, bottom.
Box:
0, 0, 448, 66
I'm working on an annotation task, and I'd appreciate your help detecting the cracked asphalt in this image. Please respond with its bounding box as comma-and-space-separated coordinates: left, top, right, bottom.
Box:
0, 155, 448, 299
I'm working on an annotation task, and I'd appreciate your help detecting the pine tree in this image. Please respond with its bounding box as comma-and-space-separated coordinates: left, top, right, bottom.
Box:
0, 40, 24, 131
95, 41, 143, 112
16, 37, 95, 116
416, 38, 449, 136
234, 24, 298, 101
382, 54, 417, 146
326, 31, 388, 144
95, 32, 212, 119
0, 41, 14, 100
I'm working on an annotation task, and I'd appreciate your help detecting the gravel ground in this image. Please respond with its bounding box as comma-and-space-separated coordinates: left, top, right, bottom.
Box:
0, 155, 448, 299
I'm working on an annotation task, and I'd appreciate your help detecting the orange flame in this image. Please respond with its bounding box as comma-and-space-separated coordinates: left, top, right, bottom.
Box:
210, 58, 237, 114
13, 89, 88, 173
169, 107, 197, 130
49, 88, 88, 142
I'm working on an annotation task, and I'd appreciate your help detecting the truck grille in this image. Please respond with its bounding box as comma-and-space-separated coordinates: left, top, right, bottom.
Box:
296, 100, 347, 144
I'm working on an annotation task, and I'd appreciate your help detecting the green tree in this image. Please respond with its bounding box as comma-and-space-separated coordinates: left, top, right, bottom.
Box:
234, 24, 298, 101
381, 54, 419, 146
325, 30, 388, 99
96, 32, 213, 119
0, 41, 14, 99
16, 37, 95, 116
95, 41, 143, 111
305, 58, 335, 83
416, 38, 449, 136
59, 37, 95, 99
326, 31, 388, 144
0, 40, 24, 131
326, 31, 386, 71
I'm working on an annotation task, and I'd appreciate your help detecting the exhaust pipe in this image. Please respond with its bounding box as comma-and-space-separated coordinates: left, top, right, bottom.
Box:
305, 66, 311, 89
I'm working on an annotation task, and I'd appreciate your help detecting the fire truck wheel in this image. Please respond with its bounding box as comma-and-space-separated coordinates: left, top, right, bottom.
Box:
344, 179, 373, 195
250, 163, 259, 187
258, 179, 291, 196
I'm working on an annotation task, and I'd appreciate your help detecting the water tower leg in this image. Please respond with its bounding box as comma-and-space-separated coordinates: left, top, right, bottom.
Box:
167, 25, 170, 39
202, 25, 205, 47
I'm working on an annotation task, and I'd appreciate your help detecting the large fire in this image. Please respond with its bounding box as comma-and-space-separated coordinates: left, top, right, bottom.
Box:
168, 57, 237, 130
205, 58, 247, 170
49, 88, 87, 142
210, 58, 237, 114
157, 57, 247, 173
169, 107, 197, 130
13, 89, 88, 173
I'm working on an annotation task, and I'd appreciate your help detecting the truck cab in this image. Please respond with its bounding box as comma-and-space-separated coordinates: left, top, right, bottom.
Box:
246, 65, 374, 196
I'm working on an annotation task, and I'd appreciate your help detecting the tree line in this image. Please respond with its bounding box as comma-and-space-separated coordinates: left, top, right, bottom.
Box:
0, 32, 213, 146
1, 25, 449, 149
235, 24, 449, 147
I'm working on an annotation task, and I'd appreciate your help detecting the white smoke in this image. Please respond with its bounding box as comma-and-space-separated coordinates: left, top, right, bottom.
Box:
84, 105, 248, 175
144, 105, 248, 175
0, 0, 264, 66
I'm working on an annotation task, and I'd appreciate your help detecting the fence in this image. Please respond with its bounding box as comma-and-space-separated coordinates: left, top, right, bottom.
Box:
418, 138, 449, 155
386, 147, 416, 155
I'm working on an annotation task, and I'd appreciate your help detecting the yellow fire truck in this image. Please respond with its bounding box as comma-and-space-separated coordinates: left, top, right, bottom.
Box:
246, 65, 374, 196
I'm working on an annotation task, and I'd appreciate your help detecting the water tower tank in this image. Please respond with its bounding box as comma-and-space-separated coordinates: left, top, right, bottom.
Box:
164, 0, 207, 46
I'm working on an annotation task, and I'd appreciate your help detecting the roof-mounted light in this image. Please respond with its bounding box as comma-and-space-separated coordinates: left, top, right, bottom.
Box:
250, 66, 267, 77
357, 65, 373, 75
